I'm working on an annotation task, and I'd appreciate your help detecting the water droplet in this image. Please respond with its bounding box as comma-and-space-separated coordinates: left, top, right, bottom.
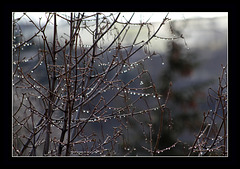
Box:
162, 62, 165, 65
140, 81, 144, 85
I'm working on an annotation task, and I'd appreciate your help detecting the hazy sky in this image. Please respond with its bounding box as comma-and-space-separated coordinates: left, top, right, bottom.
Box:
115, 12, 227, 22
13, 12, 227, 23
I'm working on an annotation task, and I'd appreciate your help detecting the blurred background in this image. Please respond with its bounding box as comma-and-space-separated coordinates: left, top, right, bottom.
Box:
12, 12, 227, 156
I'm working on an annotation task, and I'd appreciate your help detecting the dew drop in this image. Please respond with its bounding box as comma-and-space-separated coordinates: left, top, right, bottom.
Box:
162, 62, 165, 65
140, 81, 144, 85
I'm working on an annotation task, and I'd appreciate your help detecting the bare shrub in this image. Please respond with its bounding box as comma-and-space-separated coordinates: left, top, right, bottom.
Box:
188, 65, 228, 156
12, 12, 181, 156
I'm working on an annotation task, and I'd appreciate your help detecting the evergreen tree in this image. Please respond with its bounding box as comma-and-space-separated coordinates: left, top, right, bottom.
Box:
153, 39, 212, 155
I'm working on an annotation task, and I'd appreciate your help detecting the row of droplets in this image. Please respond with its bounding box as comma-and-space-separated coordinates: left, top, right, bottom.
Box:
51, 105, 161, 124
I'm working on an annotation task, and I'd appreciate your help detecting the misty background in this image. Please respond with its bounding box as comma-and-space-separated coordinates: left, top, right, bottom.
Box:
12, 12, 227, 155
